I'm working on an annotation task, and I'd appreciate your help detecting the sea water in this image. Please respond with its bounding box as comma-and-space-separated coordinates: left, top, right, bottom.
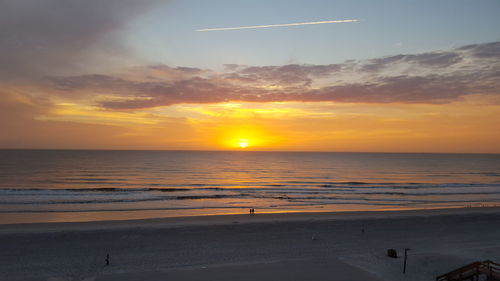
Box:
1, 150, 499, 223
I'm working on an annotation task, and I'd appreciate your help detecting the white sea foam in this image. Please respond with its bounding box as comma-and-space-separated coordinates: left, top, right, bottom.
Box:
0, 150, 499, 218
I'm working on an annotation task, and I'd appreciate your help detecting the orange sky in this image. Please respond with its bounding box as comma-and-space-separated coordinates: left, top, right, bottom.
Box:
2, 86, 499, 153
1, 1, 500, 153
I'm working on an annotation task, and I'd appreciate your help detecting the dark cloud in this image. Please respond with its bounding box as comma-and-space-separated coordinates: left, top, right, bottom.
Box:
47, 41, 500, 109
49, 74, 235, 108
0, 0, 160, 81
148, 65, 203, 74
361, 55, 407, 72
470, 41, 500, 58
307, 75, 473, 104
408, 52, 463, 66
363, 51, 462, 71
100, 77, 233, 109
232, 64, 342, 86
458, 42, 500, 58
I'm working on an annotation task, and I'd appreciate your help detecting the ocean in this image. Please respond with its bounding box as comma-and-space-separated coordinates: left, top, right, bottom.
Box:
1, 150, 499, 223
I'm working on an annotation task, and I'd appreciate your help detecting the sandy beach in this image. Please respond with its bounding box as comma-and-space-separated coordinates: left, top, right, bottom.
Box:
2, 207, 500, 281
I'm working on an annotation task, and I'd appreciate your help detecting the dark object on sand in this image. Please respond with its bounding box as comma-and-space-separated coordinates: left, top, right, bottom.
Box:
106, 253, 110, 266
436, 260, 500, 281
249, 208, 255, 215
403, 248, 410, 274
387, 249, 397, 258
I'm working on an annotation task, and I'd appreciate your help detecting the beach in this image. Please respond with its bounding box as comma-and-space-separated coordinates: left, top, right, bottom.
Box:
2, 0, 500, 280
2, 207, 500, 281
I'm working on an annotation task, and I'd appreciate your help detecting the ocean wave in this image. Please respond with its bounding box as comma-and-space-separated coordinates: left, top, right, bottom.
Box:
0, 193, 245, 205
2, 182, 500, 192
0, 182, 499, 210
1, 183, 500, 197
0, 187, 191, 193
0, 206, 247, 213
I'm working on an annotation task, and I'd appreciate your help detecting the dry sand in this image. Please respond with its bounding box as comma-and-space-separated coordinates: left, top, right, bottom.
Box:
1, 207, 499, 281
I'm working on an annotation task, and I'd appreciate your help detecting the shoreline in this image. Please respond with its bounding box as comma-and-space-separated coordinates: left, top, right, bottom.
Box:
2, 206, 499, 233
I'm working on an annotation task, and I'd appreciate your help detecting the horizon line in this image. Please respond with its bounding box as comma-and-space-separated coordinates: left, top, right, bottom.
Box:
0, 148, 498, 155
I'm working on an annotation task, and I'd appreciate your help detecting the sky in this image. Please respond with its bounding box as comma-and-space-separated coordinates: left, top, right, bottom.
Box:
1, 0, 500, 153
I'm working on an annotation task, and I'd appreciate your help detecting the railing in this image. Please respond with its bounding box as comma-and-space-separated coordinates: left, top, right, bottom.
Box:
436, 260, 500, 281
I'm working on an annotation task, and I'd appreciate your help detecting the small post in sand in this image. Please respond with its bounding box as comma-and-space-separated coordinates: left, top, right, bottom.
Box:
403, 248, 410, 274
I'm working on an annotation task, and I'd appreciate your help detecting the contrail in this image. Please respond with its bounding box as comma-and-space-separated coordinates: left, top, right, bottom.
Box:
196, 19, 359, 32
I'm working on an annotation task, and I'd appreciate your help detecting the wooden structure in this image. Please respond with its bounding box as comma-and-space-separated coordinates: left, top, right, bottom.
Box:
436, 260, 500, 281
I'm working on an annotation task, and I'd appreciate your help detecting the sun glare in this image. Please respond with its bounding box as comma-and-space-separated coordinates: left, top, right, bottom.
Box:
218, 125, 277, 149
238, 139, 249, 148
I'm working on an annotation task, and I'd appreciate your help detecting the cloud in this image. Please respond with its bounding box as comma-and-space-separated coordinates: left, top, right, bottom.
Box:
458, 41, 500, 58
235, 64, 343, 86
309, 75, 473, 103
0, 0, 160, 81
46, 41, 500, 109
362, 51, 463, 72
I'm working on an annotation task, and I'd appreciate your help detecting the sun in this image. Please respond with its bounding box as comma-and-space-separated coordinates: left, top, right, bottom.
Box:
238, 139, 249, 148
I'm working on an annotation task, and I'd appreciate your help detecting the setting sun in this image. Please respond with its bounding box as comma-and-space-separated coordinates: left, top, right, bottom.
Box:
238, 139, 249, 148
216, 124, 275, 150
